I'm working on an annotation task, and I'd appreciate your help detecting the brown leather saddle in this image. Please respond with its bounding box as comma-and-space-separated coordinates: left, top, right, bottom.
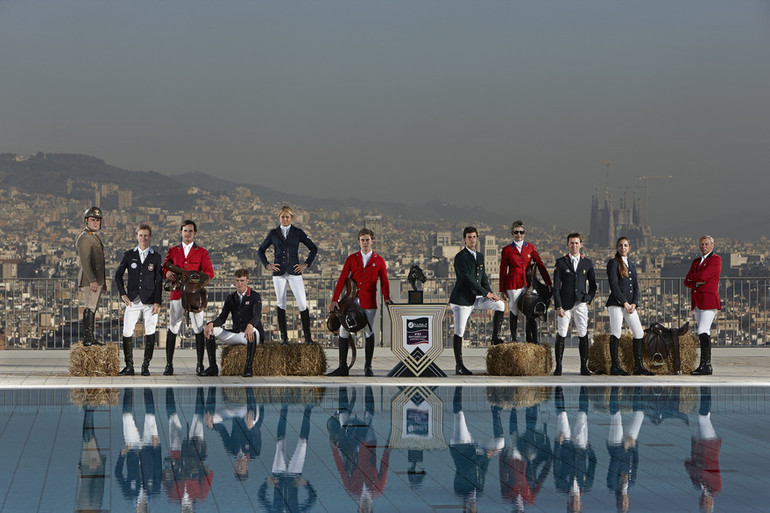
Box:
644, 322, 689, 374
326, 277, 367, 368
164, 262, 210, 314
517, 260, 552, 321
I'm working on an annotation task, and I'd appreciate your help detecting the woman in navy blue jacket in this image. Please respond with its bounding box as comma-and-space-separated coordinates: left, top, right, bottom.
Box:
258, 206, 318, 343
606, 237, 653, 376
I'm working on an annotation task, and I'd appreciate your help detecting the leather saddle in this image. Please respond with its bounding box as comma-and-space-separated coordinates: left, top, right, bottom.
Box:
164, 262, 210, 314
517, 260, 552, 321
644, 322, 689, 374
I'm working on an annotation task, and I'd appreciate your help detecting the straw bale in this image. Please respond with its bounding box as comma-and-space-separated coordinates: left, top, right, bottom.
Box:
486, 342, 553, 376
591, 386, 698, 414
220, 343, 327, 376
589, 333, 698, 375
69, 388, 120, 406
69, 342, 119, 377
486, 386, 551, 408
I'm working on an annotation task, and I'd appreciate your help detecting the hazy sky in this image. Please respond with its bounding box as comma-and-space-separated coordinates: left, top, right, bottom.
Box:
2, 0, 769, 238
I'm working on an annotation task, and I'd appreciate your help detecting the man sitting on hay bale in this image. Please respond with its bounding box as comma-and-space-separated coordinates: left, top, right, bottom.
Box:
203, 269, 264, 377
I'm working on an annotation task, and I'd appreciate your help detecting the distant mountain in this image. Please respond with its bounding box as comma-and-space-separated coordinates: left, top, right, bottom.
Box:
1, 152, 505, 224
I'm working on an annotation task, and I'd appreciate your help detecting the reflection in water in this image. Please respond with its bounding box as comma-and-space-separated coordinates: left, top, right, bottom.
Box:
163, 387, 214, 512
329, 387, 389, 513
258, 403, 316, 512
685, 386, 721, 513
116, 388, 161, 512
75, 405, 107, 513
553, 386, 596, 513
0, 385, 765, 512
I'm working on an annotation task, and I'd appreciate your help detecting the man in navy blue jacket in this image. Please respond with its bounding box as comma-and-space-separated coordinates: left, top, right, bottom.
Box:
115, 224, 163, 376
552, 233, 597, 376
203, 269, 264, 377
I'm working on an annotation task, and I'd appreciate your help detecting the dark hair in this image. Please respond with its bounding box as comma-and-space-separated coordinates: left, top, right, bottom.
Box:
358, 228, 375, 239
181, 220, 197, 232
234, 269, 249, 278
462, 226, 478, 238
567, 232, 582, 242
614, 237, 630, 279
136, 223, 152, 236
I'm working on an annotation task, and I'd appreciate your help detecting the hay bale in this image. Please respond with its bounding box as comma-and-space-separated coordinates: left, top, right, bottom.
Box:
69, 342, 119, 377
220, 343, 327, 376
487, 342, 553, 376
487, 386, 551, 408
589, 333, 698, 374
69, 388, 120, 406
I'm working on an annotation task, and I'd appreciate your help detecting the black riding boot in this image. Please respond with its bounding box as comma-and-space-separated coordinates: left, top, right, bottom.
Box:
553, 335, 564, 376
119, 336, 135, 375
509, 313, 518, 342
609, 335, 628, 375
454, 335, 472, 375
327, 336, 350, 376
555, 386, 565, 411
82, 308, 102, 346
277, 307, 289, 344
243, 341, 256, 377
163, 330, 176, 375
300, 309, 314, 344
691, 333, 713, 375
204, 335, 218, 376
632, 337, 654, 375
195, 332, 206, 376
526, 317, 538, 344
491, 310, 505, 345
579, 335, 592, 375
141, 333, 155, 376
364, 335, 375, 376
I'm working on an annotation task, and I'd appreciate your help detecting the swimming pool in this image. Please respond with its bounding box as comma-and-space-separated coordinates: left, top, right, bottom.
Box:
1, 385, 766, 512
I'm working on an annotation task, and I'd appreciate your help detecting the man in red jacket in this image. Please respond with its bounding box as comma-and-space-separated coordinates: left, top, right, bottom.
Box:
499, 220, 552, 343
162, 220, 215, 376
327, 229, 392, 376
684, 235, 722, 375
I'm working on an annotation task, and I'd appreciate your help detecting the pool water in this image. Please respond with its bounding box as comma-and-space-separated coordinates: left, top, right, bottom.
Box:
0, 385, 767, 512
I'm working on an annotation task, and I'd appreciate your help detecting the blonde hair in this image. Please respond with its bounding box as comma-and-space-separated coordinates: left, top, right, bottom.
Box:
279, 205, 294, 218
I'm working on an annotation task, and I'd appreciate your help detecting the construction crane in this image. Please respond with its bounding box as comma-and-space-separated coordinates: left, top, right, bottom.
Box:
639, 175, 672, 227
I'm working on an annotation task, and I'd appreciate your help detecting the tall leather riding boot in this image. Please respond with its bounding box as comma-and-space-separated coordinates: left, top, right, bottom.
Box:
364, 335, 375, 377
553, 335, 565, 376
119, 336, 135, 375
526, 317, 538, 344
141, 333, 155, 376
204, 335, 218, 376
163, 330, 176, 375
491, 311, 505, 345
277, 307, 289, 344
632, 337, 654, 375
632, 386, 644, 412
327, 336, 350, 376
609, 386, 620, 415
578, 335, 592, 376
300, 309, 314, 344
691, 333, 713, 375
195, 332, 206, 376
453, 335, 472, 375
243, 341, 256, 377
609, 335, 628, 375
82, 308, 102, 346
509, 313, 518, 342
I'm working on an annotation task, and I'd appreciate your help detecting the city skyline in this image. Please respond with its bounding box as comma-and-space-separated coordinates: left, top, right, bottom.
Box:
2, 1, 769, 238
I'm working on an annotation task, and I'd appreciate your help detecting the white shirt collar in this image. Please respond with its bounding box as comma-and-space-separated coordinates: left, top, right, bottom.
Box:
466, 247, 477, 259
513, 240, 524, 251
281, 225, 291, 236
361, 250, 373, 266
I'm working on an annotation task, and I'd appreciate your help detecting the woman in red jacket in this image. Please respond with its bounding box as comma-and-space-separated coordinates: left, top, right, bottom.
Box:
499, 220, 552, 343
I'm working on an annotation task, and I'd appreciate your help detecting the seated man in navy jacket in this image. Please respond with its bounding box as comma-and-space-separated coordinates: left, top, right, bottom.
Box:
203, 269, 264, 377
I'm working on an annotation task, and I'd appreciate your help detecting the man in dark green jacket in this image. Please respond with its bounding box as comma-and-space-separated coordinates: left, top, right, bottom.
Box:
449, 226, 505, 375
